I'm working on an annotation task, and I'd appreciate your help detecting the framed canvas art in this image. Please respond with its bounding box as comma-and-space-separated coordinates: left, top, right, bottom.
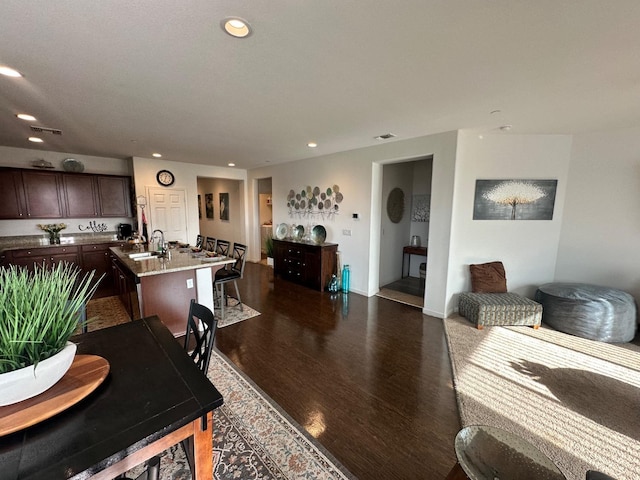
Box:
473, 179, 557, 220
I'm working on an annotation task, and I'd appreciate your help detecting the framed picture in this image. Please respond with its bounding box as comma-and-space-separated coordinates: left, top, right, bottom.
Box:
220, 193, 229, 221
411, 194, 430, 222
198, 194, 202, 219
473, 179, 558, 220
205, 193, 214, 219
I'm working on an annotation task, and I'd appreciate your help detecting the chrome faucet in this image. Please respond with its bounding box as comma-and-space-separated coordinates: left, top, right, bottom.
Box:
151, 229, 166, 256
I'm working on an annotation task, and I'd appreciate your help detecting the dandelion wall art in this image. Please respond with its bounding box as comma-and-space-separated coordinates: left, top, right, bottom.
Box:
473, 179, 558, 220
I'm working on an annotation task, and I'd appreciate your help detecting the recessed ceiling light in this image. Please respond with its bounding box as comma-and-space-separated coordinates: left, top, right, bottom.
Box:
152, 153, 162, 158
478, 135, 484, 139
28, 137, 43, 143
0, 66, 22, 77
228, 163, 235, 167
307, 142, 318, 148
222, 17, 252, 38
17, 114, 36, 121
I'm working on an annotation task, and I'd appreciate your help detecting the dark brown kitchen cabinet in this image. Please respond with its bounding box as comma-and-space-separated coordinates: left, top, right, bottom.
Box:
7, 245, 80, 271
273, 239, 338, 291
111, 255, 140, 321
97, 176, 132, 217
62, 173, 99, 217
0, 168, 132, 219
0, 170, 26, 219
21, 170, 65, 219
81, 243, 117, 298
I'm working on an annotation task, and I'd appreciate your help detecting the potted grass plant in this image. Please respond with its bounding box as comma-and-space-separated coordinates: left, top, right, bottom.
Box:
0, 262, 101, 405
265, 234, 274, 267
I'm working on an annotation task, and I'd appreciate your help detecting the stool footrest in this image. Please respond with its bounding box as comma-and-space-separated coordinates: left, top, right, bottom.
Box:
459, 292, 542, 328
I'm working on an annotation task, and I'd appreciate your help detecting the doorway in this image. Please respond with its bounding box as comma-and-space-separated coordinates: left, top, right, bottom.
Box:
377, 157, 432, 307
256, 177, 273, 265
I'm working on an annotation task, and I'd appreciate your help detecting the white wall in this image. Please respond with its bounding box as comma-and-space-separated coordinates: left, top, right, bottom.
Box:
0, 146, 133, 237
379, 162, 413, 286
409, 158, 432, 246
447, 131, 573, 314
131, 157, 246, 247
197, 177, 243, 244
555, 126, 640, 301
247, 130, 458, 316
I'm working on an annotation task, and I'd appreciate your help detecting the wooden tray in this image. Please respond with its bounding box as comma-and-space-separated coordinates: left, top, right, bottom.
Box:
0, 354, 110, 436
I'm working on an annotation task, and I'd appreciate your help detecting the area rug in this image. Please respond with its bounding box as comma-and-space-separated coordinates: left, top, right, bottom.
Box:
125, 348, 356, 480
217, 298, 261, 328
376, 288, 423, 308
85, 296, 130, 332
444, 315, 640, 480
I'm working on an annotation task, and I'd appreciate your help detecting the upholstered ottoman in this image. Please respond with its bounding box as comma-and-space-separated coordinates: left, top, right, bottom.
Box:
458, 292, 542, 330
535, 283, 637, 343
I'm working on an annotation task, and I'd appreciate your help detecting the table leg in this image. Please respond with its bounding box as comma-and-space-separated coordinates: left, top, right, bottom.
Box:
193, 411, 214, 480
219, 283, 225, 321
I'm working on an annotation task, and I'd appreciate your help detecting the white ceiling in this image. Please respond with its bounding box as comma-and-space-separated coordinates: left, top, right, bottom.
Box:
1, 1, 639, 169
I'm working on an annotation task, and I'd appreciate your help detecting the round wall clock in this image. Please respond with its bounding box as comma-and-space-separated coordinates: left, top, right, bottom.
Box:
156, 170, 175, 186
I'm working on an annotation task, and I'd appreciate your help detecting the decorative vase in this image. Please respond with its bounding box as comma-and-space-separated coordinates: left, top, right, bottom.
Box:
49, 231, 61, 245
0, 342, 76, 406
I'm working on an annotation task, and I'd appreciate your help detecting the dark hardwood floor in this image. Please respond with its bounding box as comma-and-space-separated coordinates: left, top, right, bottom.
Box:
214, 262, 461, 479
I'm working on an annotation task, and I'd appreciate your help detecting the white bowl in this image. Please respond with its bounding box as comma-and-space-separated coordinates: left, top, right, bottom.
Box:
0, 342, 77, 406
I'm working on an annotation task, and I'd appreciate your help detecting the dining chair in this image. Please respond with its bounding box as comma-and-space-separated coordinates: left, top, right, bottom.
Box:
214, 243, 247, 312
195, 234, 204, 249
205, 236, 216, 252
123, 300, 217, 480
215, 239, 230, 257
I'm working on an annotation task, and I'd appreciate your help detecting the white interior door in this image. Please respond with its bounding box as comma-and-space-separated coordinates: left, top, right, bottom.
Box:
146, 187, 188, 243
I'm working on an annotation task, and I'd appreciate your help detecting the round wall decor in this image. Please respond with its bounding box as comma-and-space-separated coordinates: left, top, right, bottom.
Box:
387, 187, 405, 223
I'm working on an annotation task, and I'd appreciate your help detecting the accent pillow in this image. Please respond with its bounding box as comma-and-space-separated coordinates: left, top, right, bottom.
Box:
470, 261, 507, 293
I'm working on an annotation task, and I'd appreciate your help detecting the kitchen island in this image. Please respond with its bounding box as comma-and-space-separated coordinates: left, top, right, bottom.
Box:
109, 246, 234, 336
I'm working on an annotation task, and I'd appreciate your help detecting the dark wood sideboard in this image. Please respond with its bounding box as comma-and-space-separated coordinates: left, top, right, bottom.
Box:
273, 239, 338, 291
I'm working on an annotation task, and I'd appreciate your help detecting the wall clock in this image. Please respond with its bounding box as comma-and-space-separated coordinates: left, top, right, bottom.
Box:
156, 170, 175, 187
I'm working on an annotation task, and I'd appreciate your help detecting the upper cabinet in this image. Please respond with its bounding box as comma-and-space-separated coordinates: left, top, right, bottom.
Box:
22, 170, 65, 218
0, 168, 133, 220
0, 170, 27, 219
97, 176, 132, 217
62, 173, 99, 217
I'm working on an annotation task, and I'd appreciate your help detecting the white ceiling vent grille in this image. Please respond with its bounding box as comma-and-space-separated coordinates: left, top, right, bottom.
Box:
30, 125, 63, 135
374, 133, 396, 140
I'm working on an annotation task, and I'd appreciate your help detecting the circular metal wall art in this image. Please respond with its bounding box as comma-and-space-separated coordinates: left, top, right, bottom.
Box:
387, 187, 405, 223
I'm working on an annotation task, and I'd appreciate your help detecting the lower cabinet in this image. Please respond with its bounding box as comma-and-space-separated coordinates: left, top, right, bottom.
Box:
8, 245, 80, 271
273, 239, 338, 291
3, 242, 126, 299
111, 255, 141, 321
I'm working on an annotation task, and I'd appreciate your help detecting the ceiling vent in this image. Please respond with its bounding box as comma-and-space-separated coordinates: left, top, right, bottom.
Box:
30, 125, 63, 135
375, 133, 396, 140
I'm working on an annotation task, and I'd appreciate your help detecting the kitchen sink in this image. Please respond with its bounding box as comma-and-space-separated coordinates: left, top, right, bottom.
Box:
128, 251, 160, 260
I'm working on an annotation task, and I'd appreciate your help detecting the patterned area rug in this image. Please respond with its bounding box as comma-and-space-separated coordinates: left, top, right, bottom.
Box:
217, 297, 261, 328
86, 296, 351, 479
125, 348, 356, 479
444, 314, 640, 480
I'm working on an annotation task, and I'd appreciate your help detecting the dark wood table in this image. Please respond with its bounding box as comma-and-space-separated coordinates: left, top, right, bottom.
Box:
0, 316, 224, 480
402, 245, 427, 278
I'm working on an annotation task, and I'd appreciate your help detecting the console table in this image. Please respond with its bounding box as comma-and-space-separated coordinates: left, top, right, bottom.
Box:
273, 239, 337, 291
402, 245, 427, 278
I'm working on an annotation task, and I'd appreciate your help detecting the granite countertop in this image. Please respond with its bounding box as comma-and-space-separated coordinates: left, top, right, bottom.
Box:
0, 233, 122, 253
110, 246, 235, 278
